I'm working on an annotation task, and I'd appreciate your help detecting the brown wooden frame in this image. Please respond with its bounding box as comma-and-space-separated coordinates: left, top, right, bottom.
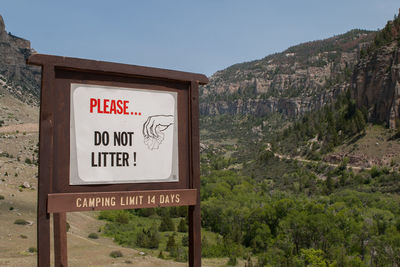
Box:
28, 54, 208, 267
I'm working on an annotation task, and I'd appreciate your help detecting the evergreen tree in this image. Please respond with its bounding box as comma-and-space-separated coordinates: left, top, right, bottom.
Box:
177, 218, 188, 232
166, 233, 177, 253
136, 225, 160, 249
181, 235, 189, 247
159, 215, 175, 232
147, 224, 160, 249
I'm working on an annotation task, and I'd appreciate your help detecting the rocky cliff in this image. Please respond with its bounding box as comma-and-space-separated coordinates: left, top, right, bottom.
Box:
352, 13, 400, 128
0, 15, 40, 105
200, 30, 375, 117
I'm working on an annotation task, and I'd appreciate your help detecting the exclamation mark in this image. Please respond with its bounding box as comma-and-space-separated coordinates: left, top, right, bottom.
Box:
133, 152, 137, 166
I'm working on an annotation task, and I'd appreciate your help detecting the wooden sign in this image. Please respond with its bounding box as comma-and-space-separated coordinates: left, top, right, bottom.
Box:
28, 54, 208, 267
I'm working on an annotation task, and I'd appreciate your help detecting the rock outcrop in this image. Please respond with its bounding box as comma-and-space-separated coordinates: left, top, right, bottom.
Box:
0, 15, 40, 105
200, 84, 347, 117
352, 14, 400, 128
200, 30, 375, 118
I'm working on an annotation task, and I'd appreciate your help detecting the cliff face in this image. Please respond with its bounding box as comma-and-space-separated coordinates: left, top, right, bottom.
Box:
199, 86, 346, 117
200, 30, 375, 117
0, 15, 40, 105
352, 43, 400, 128
352, 14, 400, 128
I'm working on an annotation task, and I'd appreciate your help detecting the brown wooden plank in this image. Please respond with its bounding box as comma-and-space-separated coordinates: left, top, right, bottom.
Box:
188, 81, 202, 267
37, 64, 55, 267
28, 54, 209, 85
48, 189, 197, 213
53, 213, 68, 267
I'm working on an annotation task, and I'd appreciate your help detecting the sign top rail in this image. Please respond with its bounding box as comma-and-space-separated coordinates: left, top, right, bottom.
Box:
28, 54, 209, 85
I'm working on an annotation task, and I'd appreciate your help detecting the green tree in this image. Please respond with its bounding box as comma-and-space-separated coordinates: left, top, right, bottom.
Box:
166, 233, 177, 252
177, 218, 188, 232
300, 248, 328, 267
159, 215, 175, 232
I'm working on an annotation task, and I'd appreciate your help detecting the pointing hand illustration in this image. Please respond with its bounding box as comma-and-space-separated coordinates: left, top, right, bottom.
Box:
142, 115, 174, 150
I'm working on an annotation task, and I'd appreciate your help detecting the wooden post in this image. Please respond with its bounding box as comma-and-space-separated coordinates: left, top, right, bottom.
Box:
37, 65, 54, 267
189, 81, 201, 267
54, 212, 68, 267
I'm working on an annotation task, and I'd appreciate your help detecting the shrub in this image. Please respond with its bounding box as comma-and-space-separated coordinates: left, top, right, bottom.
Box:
166, 233, 176, 252
115, 211, 129, 224
174, 246, 188, 262
181, 235, 189, 247
227, 255, 237, 266
14, 219, 29, 225
169, 206, 187, 218
110, 250, 123, 258
158, 250, 164, 259
370, 166, 381, 178
159, 215, 175, 232
177, 218, 188, 232
88, 233, 99, 239
136, 208, 156, 217
25, 158, 32, 164
0, 195, 4, 200
28, 247, 37, 253
136, 225, 160, 249
20, 234, 28, 239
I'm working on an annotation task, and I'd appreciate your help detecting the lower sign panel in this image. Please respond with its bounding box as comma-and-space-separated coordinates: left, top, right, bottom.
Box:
47, 189, 197, 213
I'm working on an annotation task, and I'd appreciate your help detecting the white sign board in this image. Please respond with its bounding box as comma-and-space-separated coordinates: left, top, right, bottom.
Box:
69, 84, 179, 184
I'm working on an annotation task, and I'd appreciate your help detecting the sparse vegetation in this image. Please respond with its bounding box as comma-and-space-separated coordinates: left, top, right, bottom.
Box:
88, 232, 99, 239
158, 250, 164, 259
14, 219, 29, 225
109, 250, 123, 258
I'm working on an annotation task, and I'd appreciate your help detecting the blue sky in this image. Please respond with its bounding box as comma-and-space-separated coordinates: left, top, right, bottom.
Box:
0, 1, 399, 76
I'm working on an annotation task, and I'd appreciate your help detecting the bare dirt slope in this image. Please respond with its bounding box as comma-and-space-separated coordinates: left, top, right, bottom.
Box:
325, 125, 400, 169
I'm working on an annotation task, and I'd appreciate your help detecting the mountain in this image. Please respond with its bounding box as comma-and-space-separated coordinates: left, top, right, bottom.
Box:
0, 15, 40, 106
2, 9, 400, 266
200, 29, 375, 117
